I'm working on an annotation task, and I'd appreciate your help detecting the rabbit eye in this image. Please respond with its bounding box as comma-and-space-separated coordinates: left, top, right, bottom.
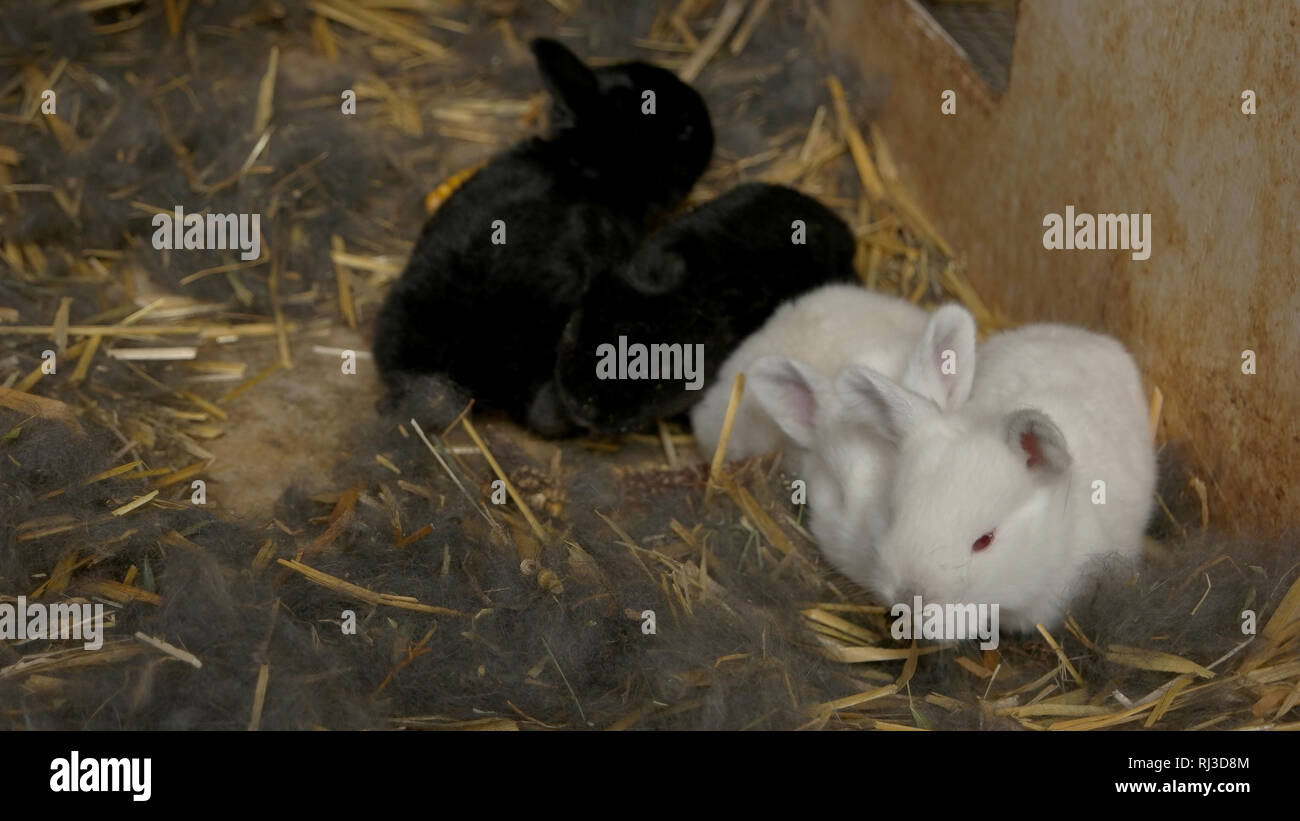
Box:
972, 531, 995, 552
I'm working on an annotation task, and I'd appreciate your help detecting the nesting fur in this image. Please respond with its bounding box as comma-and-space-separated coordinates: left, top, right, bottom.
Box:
4, 401, 1296, 730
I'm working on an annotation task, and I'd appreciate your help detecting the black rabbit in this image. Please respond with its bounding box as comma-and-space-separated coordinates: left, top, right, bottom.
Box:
372, 38, 714, 434
551, 182, 858, 434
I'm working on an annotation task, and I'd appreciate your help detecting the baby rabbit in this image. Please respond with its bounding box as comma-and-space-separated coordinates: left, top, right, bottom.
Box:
691, 284, 975, 459
717, 294, 978, 584
373, 38, 714, 433
837, 323, 1156, 632
551, 183, 856, 434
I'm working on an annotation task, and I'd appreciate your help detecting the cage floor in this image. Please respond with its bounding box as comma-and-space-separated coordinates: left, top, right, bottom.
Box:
0, 0, 1296, 731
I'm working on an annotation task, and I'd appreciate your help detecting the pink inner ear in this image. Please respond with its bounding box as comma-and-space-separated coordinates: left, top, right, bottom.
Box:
1019, 431, 1043, 468
784, 378, 817, 430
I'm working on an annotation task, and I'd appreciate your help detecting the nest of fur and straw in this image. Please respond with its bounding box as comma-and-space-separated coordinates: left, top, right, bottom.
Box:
1, 0, 1297, 730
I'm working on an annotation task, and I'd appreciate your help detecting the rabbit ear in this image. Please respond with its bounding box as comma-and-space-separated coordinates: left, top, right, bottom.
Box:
748, 357, 834, 450
835, 365, 934, 443
901, 304, 977, 411
530, 38, 599, 120
1003, 409, 1072, 475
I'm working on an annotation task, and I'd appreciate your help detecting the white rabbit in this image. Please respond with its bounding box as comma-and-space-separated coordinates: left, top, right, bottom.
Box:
689, 283, 978, 583
836, 323, 1155, 632
691, 284, 969, 459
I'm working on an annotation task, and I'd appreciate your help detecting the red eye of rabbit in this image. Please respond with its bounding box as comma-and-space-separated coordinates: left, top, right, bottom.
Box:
971, 531, 995, 552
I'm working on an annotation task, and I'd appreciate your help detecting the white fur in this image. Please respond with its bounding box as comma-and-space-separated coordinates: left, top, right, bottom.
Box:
839, 323, 1156, 632
690, 284, 931, 460
689, 284, 978, 584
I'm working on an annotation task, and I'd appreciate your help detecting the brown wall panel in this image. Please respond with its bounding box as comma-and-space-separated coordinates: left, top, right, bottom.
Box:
827, 0, 1299, 534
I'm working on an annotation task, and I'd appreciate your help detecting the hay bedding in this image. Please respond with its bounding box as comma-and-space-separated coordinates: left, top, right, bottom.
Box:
0, 0, 1297, 731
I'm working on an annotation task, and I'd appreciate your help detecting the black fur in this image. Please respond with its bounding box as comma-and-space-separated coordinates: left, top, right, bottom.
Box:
552, 183, 858, 434
372, 39, 714, 433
